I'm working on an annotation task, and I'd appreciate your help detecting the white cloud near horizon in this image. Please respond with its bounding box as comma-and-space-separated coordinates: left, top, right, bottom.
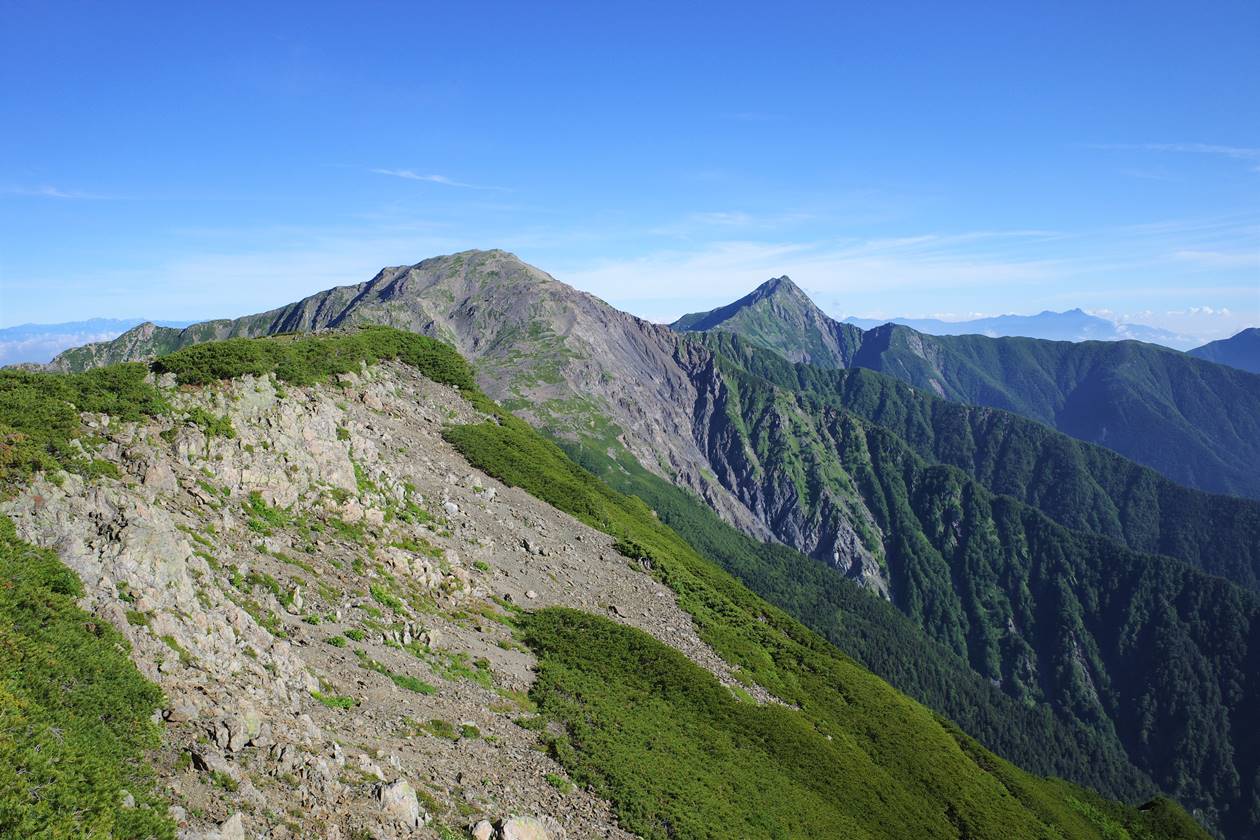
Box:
3, 211, 1255, 344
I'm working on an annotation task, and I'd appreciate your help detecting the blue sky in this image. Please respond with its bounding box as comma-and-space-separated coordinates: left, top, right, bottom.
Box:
2, 1, 1257, 340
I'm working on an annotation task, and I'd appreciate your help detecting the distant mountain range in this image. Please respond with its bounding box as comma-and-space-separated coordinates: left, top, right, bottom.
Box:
841, 308, 1200, 349
675, 277, 1260, 500
1188, 327, 1260, 374
0, 318, 194, 366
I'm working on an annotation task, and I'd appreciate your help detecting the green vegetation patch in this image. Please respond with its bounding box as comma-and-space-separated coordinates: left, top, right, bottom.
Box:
0, 517, 173, 838
151, 325, 485, 402
0, 363, 166, 489
310, 690, 356, 709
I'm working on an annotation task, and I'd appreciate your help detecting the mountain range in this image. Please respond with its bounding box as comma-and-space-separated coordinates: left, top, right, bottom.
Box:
841, 308, 1199, 349
1, 326, 1211, 839
672, 278, 1260, 500
0, 317, 195, 366
30, 249, 1260, 837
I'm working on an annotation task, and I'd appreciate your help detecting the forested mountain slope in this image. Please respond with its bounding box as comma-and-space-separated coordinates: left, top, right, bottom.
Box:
673, 278, 1260, 499
704, 332, 1260, 593
649, 337, 1260, 836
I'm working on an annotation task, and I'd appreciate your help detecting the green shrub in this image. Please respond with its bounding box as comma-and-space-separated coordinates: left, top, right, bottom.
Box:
0, 364, 166, 490
310, 690, 356, 709
151, 326, 484, 400
421, 719, 460, 741
545, 772, 575, 794
183, 406, 235, 440
369, 584, 404, 613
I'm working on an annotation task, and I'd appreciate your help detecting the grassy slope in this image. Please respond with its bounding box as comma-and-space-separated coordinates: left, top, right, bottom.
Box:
558, 433, 1154, 801
0, 520, 172, 839
443, 412, 1206, 839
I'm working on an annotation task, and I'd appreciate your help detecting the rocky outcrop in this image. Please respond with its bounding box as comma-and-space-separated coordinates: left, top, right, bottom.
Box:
5, 359, 784, 838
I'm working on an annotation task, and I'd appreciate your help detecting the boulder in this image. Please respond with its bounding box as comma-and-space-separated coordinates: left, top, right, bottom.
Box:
218, 813, 245, 840
499, 816, 550, 840
376, 778, 421, 828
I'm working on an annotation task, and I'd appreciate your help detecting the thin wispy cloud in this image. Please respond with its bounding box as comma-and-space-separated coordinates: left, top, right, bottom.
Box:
1089, 143, 1260, 172
370, 169, 506, 191
719, 111, 783, 122
4, 184, 103, 199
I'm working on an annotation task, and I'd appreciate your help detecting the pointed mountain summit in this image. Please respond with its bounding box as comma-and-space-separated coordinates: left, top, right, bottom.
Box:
671, 276, 862, 366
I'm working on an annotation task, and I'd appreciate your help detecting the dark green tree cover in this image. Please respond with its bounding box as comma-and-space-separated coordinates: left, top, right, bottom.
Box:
659, 339, 1259, 838
844, 328, 1260, 499
1188, 328, 1260, 375
0, 517, 173, 838
703, 332, 1260, 592
444, 412, 1208, 839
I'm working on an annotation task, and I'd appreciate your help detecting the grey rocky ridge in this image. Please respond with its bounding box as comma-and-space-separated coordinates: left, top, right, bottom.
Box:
46, 252, 895, 591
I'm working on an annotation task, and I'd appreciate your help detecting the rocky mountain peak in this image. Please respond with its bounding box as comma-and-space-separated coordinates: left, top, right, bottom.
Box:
671, 275, 825, 334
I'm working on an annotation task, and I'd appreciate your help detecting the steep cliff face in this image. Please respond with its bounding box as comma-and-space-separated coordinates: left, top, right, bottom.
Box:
686, 353, 888, 594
